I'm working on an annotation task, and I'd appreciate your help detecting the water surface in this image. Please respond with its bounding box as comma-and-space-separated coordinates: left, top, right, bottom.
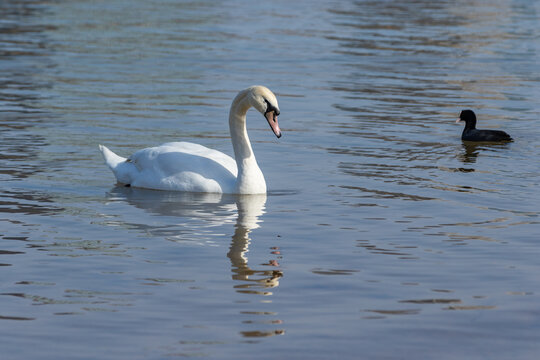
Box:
1, 0, 540, 359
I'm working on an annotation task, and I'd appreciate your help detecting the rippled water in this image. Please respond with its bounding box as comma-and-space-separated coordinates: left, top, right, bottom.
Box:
2, 0, 540, 359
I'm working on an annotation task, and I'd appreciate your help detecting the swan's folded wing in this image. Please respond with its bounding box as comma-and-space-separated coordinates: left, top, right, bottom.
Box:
127, 142, 238, 192
129, 142, 237, 176
161, 142, 238, 176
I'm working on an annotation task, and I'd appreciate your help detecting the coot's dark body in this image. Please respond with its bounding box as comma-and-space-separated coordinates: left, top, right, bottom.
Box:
458, 110, 512, 142
462, 128, 512, 142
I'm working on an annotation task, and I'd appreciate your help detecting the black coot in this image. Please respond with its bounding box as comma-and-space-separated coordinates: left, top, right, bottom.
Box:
457, 110, 512, 142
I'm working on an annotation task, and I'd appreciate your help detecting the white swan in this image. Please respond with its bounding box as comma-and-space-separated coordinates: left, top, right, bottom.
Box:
99, 85, 281, 194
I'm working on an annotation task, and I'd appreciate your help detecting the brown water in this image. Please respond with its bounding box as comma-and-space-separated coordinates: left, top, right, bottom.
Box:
1, 0, 540, 359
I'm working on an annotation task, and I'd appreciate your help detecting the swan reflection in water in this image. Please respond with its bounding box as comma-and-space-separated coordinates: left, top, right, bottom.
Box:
228, 194, 283, 294
106, 187, 284, 337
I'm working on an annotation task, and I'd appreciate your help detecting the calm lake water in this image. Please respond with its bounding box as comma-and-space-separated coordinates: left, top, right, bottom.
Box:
1, 0, 540, 359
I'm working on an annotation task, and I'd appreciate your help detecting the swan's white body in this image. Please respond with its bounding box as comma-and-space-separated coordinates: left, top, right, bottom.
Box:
99, 86, 281, 194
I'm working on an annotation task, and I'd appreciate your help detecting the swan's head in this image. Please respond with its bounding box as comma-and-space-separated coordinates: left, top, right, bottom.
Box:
247, 85, 282, 138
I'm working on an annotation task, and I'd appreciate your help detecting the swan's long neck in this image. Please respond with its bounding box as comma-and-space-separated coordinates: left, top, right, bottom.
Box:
229, 90, 267, 194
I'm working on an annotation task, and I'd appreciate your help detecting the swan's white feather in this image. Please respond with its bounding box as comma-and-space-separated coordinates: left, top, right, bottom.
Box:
100, 142, 238, 193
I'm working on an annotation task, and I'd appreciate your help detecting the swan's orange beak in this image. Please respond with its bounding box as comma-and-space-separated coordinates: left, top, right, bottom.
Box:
265, 111, 281, 138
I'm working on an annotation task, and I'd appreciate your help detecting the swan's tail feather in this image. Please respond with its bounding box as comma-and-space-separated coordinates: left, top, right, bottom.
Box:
99, 144, 126, 169
99, 145, 135, 185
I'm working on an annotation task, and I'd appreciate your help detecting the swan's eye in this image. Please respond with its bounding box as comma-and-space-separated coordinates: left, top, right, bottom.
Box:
264, 99, 280, 116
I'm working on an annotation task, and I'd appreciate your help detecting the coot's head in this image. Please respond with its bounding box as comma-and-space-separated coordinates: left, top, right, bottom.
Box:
457, 109, 477, 129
